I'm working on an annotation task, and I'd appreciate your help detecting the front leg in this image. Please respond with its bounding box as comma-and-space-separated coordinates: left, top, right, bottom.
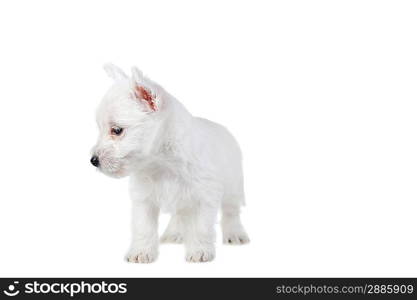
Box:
126, 199, 159, 263
181, 203, 218, 263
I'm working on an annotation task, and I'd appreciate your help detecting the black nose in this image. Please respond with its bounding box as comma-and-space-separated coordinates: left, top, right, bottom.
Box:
90, 155, 100, 167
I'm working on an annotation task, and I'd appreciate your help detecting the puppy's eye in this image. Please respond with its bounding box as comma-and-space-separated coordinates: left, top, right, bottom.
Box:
110, 126, 124, 136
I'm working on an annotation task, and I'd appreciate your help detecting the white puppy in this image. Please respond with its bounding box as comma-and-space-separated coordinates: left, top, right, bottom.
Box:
91, 64, 249, 263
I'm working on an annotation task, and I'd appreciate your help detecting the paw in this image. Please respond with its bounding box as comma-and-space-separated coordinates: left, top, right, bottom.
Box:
223, 231, 250, 245
160, 232, 183, 244
186, 248, 215, 263
125, 247, 158, 264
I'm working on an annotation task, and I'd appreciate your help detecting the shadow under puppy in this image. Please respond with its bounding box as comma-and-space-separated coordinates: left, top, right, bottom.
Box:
91, 64, 249, 263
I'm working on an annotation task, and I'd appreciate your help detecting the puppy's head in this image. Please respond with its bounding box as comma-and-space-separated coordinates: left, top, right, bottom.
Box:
91, 64, 164, 178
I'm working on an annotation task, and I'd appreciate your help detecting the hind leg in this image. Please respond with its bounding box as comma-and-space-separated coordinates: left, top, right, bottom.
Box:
160, 214, 183, 244
221, 202, 250, 245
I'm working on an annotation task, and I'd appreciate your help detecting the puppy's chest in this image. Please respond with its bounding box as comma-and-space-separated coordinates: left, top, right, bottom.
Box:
150, 170, 192, 212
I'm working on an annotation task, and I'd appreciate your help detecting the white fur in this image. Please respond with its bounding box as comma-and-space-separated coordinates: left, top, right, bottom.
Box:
92, 64, 249, 263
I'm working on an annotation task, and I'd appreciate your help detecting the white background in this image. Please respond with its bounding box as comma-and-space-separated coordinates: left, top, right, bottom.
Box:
0, 0, 416, 277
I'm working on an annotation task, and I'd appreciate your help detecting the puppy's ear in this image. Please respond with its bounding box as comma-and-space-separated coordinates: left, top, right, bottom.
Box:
131, 66, 159, 112
103, 63, 128, 81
